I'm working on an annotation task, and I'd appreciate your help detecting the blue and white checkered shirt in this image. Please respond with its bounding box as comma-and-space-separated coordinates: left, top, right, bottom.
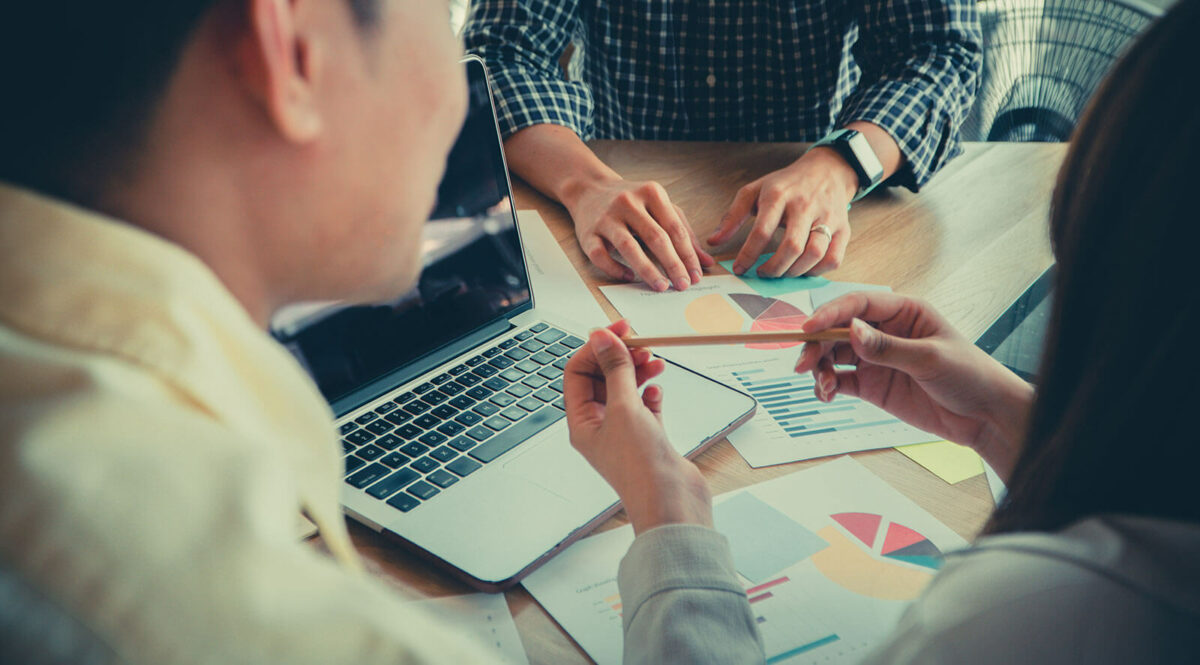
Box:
463, 0, 982, 190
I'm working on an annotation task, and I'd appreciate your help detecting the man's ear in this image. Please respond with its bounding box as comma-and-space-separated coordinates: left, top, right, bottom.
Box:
241, 0, 322, 142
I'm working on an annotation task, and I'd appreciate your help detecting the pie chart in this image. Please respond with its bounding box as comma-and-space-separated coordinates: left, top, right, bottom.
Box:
683, 293, 808, 350
809, 512, 943, 600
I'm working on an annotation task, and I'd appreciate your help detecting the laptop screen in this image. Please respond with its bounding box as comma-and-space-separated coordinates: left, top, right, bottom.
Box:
271, 58, 531, 406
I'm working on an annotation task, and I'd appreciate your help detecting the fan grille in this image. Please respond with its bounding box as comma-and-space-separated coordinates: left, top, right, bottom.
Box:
964, 0, 1162, 142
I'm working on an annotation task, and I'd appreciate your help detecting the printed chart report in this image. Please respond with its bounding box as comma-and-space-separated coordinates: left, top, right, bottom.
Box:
522, 457, 968, 665
600, 276, 937, 466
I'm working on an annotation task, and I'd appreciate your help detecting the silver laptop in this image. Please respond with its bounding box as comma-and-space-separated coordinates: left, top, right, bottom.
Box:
271, 57, 756, 590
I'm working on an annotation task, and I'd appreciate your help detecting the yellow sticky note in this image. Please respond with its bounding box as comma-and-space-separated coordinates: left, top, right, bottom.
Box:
896, 441, 984, 484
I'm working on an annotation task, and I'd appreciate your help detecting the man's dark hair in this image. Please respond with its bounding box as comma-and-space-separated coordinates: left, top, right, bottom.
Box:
0, 1, 380, 207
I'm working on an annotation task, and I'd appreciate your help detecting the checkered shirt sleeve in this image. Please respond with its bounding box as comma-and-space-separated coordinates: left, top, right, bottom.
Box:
838, 0, 983, 189
461, 0, 596, 140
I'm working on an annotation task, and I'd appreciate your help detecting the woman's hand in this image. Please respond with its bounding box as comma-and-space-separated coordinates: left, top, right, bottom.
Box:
564, 320, 713, 534
795, 293, 1035, 477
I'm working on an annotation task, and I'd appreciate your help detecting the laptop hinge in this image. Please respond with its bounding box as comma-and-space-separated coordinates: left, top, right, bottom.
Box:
330, 318, 513, 417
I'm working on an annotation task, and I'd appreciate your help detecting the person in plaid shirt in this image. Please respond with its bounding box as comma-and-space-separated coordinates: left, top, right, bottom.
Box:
463, 1, 981, 289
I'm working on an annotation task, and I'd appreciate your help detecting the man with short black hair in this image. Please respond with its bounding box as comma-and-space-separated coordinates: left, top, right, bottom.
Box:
0, 1, 495, 662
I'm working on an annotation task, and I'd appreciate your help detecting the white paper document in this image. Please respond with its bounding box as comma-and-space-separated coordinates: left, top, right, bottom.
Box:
517, 209, 609, 331
411, 593, 530, 664
523, 457, 969, 665
599, 276, 937, 466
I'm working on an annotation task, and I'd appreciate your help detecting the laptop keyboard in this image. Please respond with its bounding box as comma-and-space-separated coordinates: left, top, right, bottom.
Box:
336, 323, 584, 514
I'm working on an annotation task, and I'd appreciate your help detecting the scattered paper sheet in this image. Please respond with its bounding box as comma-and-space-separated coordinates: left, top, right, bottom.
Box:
411, 593, 530, 664
599, 276, 937, 467
516, 209, 608, 331
717, 253, 831, 297
983, 462, 1007, 506
714, 492, 830, 582
895, 441, 984, 484
524, 457, 968, 665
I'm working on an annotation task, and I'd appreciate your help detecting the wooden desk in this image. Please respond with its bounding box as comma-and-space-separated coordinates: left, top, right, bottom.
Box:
344, 141, 1065, 664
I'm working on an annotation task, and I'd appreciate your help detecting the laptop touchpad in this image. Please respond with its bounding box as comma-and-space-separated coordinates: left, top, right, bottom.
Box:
502, 425, 616, 506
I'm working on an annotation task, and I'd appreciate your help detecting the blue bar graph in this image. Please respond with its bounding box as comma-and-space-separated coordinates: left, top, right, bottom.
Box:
732, 369, 901, 439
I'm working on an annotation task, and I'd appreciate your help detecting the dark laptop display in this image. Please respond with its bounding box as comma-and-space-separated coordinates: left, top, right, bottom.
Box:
271, 61, 530, 409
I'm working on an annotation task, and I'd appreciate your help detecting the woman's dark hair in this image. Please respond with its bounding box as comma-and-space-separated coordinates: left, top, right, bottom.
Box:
0, 0, 379, 207
987, 0, 1200, 534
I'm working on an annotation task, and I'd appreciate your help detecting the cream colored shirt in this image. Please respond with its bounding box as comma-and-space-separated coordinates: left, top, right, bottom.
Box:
0, 183, 497, 663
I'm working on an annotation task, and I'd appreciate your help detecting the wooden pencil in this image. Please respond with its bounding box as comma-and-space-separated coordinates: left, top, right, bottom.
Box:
622, 328, 851, 348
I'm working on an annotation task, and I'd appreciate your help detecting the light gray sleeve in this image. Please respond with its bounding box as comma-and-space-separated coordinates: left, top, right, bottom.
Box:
617, 524, 764, 665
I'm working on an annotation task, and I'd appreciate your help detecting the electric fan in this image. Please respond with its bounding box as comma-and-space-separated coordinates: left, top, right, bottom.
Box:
964, 0, 1163, 142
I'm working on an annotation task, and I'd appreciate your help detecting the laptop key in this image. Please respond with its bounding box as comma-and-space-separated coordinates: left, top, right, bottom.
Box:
504, 348, 531, 362
408, 481, 440, 501
385, 410, 413, 426
530, 323, 549, 333
410, 456, 440, 474
446, 456, 482, 477
454, 411, 483, 426
386, 492, 420, 513
449, 364, 470, 376
553, 397, 565, 410
537, 366, 563, 380
448, 436, 477, 452
339, 422, 358, 435
501, 406, 528, 422
399, 441, 430, 457
374, 401, 399, 415
472, 364, 498, 378
457, 372, 483, 386
414, 382, 436, 394
519, 339, 546, 353
544, 344, 571, 358
396, 424, 422, 439
499, 339, 519, 350
535, 328, 567, 344
553, 357, 570, 370
431, 405, 457, 420
472, 403, 500, 417
530, 351, 556, 365
427, 470, 459, 489
561, 335, 584, 349
515, 330, 536, 341
344, 455, 366, 474
356, 444, 385, 461
354, 412, 379, 425
394, 391, 417, 404
381, 452, 409, 468
522, 375, 549, 389
414, 414, 440, 430
466, 426, 495, 441
439, 382, 465, 396
488, 356, 515, 370
421, 391, 448, 407
403, 401, 431, 416
430, 446, 458, 462
418, 431, 448, 446
485, 416, 512, 431
489, 391, 516, 406
499, 369, 525, 383
376, 434, 403, 450
482, 378, 508, 392
534, 388, 559, 402
469, 407, 566, 464
483, 346, 503, 358
449, 395, 476, 410
506, 384, 533, 398
366, 468, 420, 499
342, 440, 355, 454
345, 429, 375, 445
518, 396, 545, 411
466, 355, 487, 367
515, 360, 541, 374
431, 373, 452, 385
346, 463, 390, 489
463, 384, 492, 398
366, 420, 394, 436
437, 421, 465, 436
550, 378, 564, 393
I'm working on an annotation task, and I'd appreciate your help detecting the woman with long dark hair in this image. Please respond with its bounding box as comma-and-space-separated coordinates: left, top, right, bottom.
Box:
563, 0, 1200, 661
